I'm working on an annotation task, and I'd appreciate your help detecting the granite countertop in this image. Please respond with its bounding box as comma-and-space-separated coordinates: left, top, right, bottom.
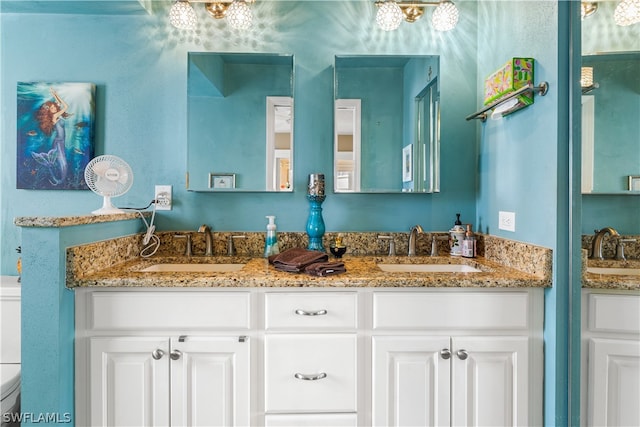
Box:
582, 258, 640, 291
69, 254, 550, 289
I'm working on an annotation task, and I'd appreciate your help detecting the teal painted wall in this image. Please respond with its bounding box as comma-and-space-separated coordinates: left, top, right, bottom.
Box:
19, 220, 143, 426
1, 1, 479, 274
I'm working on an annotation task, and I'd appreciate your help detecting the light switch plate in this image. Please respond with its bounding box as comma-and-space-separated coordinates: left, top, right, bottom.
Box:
499, 211, 515, 232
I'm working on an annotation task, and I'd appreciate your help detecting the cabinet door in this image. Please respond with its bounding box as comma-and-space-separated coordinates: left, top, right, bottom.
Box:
372, 336, 451, 427
89, 336, 170, 427
451, 336, 529, 427
171, 336, 251, 427
588, 338, 640, 427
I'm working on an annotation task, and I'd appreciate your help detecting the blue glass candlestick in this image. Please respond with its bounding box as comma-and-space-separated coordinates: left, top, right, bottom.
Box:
306, 173, 326, 251
306, 195, 326, 251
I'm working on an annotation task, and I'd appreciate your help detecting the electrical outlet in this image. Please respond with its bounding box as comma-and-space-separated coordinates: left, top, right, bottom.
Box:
498, 211, 515, 232
155, 185, 172, 211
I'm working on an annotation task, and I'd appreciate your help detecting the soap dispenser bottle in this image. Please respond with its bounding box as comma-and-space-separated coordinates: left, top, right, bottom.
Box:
264, 215, 280, 257
449, 213, 465, 256
462, 224, 477, 258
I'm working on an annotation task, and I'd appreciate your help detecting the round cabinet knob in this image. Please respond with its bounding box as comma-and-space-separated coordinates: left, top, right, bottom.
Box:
440, 349, 451, 360
170, 349, 183, 360
456, 349, 469, 360
152, 349, 165, 360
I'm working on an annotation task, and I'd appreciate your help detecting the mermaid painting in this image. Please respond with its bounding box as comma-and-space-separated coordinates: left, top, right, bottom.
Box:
16, 82, 95, 190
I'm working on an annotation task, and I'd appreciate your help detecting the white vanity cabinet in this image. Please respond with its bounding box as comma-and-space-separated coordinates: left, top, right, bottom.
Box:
581, 289, 640, 427
75, 290, 252, 427
76, 287, 543, 427
372, 290, 543, 427
263, 292, 359, 427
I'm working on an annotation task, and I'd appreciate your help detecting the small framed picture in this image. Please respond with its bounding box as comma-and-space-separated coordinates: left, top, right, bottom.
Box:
209, 173, 236, 189
629, 175, 640, 191
402, 144, 413, 182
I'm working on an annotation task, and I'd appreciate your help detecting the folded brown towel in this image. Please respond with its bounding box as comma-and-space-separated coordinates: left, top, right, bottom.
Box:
304, 261, 346, 277
269, 248, 329, 273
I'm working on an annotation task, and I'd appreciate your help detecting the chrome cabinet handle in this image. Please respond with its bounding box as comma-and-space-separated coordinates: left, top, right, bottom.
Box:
456, 349, 469, 360
170, 349, 182, 360
440, 348, 451, 360
152, 349, 165, 360
294, 372, 327, 381
295, 309, 328, 316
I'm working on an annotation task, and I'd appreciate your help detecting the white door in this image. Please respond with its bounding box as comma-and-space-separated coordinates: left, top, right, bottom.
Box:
588, 338, 640, 427
89, 336, 170, 427
451, 336, 529, 427
372, 336, 451, 427
170, 336, 251, 427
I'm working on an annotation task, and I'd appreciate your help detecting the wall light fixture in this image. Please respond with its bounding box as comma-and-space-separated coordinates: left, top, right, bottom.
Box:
581, 1, 640, 26
614, 0, 640, 26
581, 66, 599, 94
169, 0, 255, 30
375, 0, 459, 31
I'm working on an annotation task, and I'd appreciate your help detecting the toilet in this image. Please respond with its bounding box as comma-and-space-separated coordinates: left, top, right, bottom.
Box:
1, 276, 20, 426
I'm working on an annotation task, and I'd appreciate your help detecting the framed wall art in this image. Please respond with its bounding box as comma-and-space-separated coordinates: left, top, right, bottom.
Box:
16, 82, 96, 190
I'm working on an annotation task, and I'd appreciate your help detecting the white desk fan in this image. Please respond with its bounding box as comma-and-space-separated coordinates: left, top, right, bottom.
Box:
84, 155, 133, 215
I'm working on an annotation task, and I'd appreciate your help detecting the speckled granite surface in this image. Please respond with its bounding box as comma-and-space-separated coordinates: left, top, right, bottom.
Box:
14, 212, 147, 227
65, 229, 553, 289
582, 248, 640, 291
67, 254, 549, 289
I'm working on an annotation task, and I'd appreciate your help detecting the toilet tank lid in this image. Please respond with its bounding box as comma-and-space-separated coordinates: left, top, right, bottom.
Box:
0, 364, 20, 400
0, 276, 20, 296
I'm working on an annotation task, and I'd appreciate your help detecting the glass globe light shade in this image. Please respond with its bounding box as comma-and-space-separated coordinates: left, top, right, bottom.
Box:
432, 1, 459, 32
226, 0, 253, 30
580, 67, 594, 88
376, 1, 403, 31
614, 0, 640, 26
169, 0, 198, 30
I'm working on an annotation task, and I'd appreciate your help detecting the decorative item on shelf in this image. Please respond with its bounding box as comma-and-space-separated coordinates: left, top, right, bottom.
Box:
484, 58, 535, 106
306, 173, 326, 252
467, 57, 548, 121
169, 0, 255, 30
374, 0, 459, 32
581, 66, 599, 94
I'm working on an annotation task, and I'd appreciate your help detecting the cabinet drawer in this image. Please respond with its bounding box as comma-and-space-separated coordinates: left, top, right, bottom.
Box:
265, 292, 357, 330
373, 291, 530, 330
588, 293, 640, 334
265, 334, 357, 412
90, 291, 250, 330
265, 413, 358, 426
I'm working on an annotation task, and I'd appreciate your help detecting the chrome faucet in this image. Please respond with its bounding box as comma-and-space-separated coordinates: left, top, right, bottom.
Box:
198, 224, 214, 256
408, 224, 424, 256
589, 227, 619, 260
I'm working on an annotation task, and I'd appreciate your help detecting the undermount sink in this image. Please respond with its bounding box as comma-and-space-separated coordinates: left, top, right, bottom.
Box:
140, 263, 245, 273
587, 267, 640, 276
377, 263, 481, 273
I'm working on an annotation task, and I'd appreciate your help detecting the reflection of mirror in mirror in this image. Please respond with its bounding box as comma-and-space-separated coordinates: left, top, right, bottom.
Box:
266, 97, 293, 191
414, 79, 440, 193
581, 53, 640, 194
187, 53, 294, 192
334, 99, 361, 192
333, 55, 440, 193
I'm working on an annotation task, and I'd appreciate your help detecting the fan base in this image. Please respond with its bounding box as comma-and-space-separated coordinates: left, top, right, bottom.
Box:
91, 196, 126, 215
92, 207, 127, 215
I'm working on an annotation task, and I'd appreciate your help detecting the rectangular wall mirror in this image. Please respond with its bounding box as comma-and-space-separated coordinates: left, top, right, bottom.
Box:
333, 55, 440, 194
581, 52, 640, 194
187, 53, 294, 192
